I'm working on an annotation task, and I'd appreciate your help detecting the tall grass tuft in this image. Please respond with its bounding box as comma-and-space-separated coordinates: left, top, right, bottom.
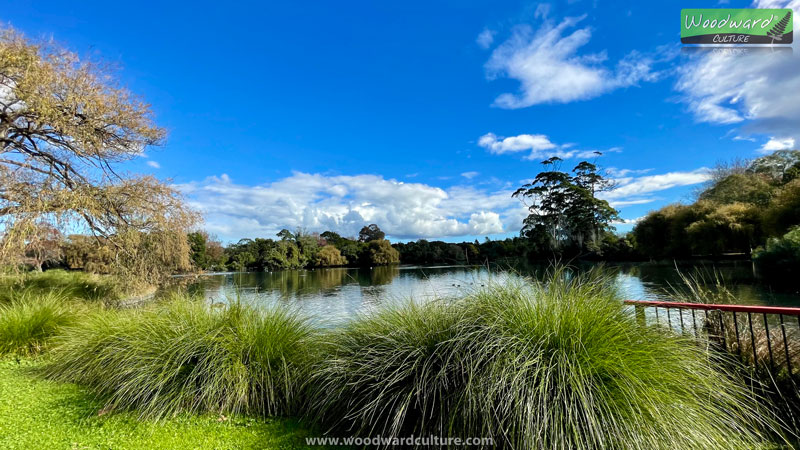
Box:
310, 268, 781, 449
45, 295, 317, 419
0, 290, 82, 356
308, 299, 473, 438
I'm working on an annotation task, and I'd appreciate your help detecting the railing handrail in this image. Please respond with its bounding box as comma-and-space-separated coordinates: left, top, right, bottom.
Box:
624, 300, 800, 317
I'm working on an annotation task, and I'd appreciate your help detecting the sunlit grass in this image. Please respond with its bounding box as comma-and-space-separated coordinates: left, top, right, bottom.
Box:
0, 357, 332, 450
0, 269, 122, 304
0, 290, 83, 357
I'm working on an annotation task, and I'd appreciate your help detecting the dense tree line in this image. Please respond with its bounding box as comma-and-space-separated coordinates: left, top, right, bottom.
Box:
186, 225, 400, 272
632, 150, 800, 260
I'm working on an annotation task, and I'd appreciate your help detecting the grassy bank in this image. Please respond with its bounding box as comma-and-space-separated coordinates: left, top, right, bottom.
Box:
0, 358, 329, 450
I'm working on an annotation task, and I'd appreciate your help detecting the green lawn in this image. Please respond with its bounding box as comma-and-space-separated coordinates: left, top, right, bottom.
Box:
0, 358, 329, 450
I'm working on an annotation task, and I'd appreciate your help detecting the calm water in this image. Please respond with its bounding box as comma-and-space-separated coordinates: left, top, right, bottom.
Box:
180, 262, 800, 326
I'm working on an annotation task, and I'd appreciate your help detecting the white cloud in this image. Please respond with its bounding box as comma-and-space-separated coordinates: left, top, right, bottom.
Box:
478, 132, 620, 160
461, 171, 480, 179
476, 29, 495, 49
478, 132, 556, 154
759, 137, 795, 153
176, 172, 524, 242
674, 0, 800, 141
485, 16, 660, 108
468, 211, 504, 234
600, 168, 712, 207
146, 160, 161, 169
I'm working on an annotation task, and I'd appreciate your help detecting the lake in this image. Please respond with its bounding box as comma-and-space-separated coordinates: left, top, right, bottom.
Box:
180, 262, 800, 326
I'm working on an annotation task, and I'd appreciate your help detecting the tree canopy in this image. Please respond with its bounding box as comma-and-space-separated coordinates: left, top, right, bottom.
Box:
513, 157, 618, 252
358, 224, 385, 242
0, 27, 196, 284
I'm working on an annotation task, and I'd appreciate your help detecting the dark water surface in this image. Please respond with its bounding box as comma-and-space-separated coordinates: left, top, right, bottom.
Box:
178, 262, 800, 326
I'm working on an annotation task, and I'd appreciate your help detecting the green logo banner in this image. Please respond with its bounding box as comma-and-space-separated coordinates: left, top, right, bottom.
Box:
681, 8, 793, 44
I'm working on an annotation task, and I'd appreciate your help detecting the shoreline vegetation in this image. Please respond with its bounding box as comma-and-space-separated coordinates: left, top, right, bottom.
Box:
1, 267, 797, 449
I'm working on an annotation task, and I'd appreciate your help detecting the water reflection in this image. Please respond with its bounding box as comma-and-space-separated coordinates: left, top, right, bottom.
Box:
180, 262, 800, 326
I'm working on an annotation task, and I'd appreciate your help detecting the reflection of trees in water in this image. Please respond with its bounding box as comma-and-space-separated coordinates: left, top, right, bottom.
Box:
248, 269, 349, 297
346, 266, 401, 286
369, 265, 400, 286
349, 266, 401, 305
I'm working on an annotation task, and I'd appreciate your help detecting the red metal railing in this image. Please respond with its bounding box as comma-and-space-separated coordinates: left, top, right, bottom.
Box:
625, 300, 800, 377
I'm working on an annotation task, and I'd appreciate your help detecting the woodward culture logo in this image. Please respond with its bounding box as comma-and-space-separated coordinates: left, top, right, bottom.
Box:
681, 8, 793, 44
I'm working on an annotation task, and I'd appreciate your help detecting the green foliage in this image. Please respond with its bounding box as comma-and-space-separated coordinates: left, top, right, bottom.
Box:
364, 239, 399, 265
0, 291, 81, 356
753, 226, 800, 280
60, 234, 115, 274
224, 229, 402, 270
187, 231, 208, 268
334, 239, 365, 264
634, 151, 800, 260
45, 296, 318, 419
314, 245, 347, 267
686, 201, 762, 255
699, 173, 774, 207
762, 179, 800, 237
392, 240, 468, 265
357, 224, 385, 242
632, 204, 700, 259
309, 269, 777, 449
225, 237, 305, 271
0, 358, 331, 450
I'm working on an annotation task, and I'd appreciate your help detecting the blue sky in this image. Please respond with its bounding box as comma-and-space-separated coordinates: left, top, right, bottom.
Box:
6, 0, 800, 242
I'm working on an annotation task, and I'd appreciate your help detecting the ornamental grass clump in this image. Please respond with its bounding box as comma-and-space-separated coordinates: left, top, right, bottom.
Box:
45, 295, 317, 419
308, 299, 473, 439
311, 268, 781, 449
0, 290, 81, 356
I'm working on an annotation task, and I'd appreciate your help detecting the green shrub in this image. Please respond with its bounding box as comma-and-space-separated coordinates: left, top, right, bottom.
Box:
45, 296, 317, 419
310, 269, 780, 449
754, 226, 800, 281
0, 291, 81, 356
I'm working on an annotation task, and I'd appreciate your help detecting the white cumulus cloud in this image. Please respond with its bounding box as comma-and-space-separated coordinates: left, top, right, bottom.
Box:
146, 160, 161, 169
